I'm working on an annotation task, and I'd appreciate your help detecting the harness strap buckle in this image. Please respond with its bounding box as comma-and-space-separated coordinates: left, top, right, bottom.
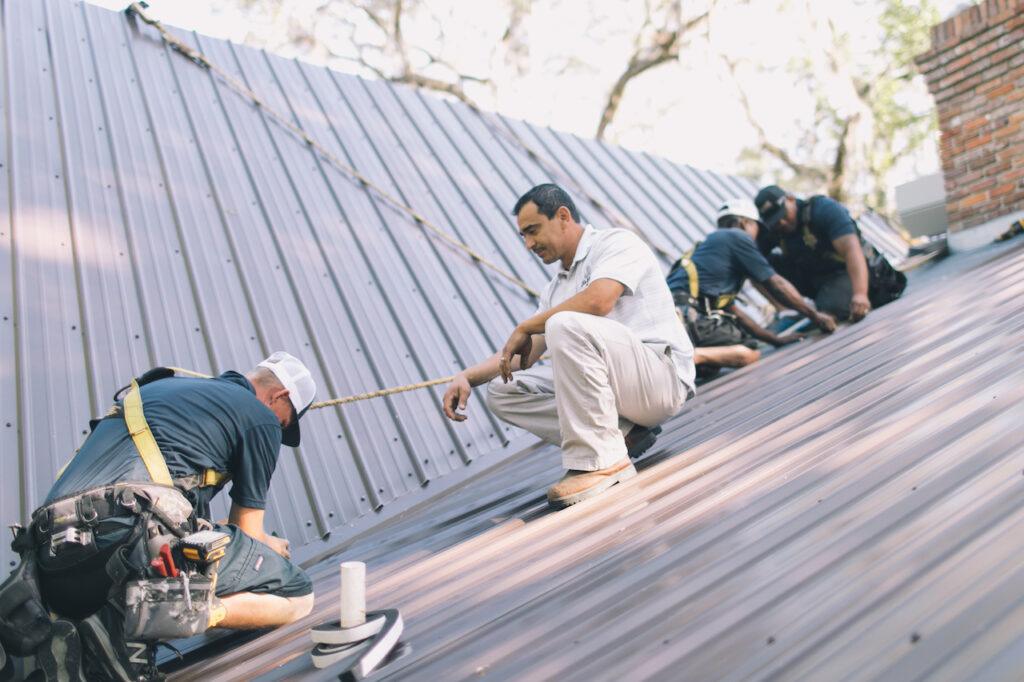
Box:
33, 508, 51, 536
77, 495, 99, 526
201, 469, 228, 488
118, 488, 139, 514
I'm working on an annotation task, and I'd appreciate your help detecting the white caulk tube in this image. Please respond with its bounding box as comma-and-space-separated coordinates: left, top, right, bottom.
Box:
339, 561, 367, 628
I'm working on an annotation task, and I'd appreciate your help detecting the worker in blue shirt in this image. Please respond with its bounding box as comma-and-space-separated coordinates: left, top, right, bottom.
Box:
754, 185, 905, 322
667, 198, 836, 376
0, 352, 316, 681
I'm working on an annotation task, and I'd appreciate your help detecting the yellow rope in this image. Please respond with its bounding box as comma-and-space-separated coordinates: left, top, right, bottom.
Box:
169, 366, 452, 408
126, 3, 539, 299
167, 359, 552, 409
309, 375, 454, 409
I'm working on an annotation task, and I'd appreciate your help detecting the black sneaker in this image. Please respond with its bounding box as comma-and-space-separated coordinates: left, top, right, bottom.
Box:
77, 606, 163, 682
33, 619, 83, 681
625, 425, 662, 460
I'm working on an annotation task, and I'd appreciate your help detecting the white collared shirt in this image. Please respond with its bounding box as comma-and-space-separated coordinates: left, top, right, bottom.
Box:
538, 225, 696, 394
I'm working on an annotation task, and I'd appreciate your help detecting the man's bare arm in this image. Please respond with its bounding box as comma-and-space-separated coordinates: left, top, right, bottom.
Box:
462, 336, 549, 388
751, 280, 788, 313
229, 503, 291, 558
498, 279, 625, 381
833, 234, 871, 321
461, 278, 622, 385
515, 279, 624, 335
760, 275, 837, 332
443, 278, 623, 420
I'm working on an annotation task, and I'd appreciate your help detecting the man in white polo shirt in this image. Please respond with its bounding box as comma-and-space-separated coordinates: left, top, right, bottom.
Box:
442, 183, 695, 508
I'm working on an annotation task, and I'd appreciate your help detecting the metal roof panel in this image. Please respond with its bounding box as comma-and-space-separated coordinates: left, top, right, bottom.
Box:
2, 0, 915, 578
174, 242, 1024, 681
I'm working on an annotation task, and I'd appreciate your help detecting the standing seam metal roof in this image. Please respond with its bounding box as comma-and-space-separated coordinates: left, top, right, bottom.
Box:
1, 0, 908, 575
178, 240, 1024, 680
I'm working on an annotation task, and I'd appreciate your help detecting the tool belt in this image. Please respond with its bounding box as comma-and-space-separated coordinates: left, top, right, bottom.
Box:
1, 369, 231, 654
124, 574, 218, 641
673, 291, 748, 348
32, 482, 193, 571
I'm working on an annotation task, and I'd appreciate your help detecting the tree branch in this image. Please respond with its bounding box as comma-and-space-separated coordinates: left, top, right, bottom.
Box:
595, 2, 711, 140
722, 56, 829, 183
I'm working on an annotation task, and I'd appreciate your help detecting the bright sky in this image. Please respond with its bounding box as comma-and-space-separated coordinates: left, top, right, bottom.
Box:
88, 0, 970, 194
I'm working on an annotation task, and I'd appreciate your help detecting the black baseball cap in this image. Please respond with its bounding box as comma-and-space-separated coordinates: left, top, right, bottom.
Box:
754, 185, 788, 229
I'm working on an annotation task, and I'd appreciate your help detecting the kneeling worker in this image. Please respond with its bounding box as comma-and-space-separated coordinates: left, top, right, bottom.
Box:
667, 198, 837, 375
442, 183, 695, 508
753, 185, 907, 322
1, 352, 316, 680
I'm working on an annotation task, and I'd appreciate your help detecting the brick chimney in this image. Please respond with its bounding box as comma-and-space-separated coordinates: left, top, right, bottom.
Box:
915, 0, 1024, 250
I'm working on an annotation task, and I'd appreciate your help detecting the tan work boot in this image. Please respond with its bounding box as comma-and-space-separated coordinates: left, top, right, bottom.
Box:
547, 458, 637, 509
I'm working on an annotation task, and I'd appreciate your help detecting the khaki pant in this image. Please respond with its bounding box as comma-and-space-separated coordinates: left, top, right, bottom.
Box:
486, 311, 686, 471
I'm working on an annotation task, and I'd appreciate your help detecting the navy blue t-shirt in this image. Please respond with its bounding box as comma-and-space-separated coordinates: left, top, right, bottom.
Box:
666, 228, 776, 301
46, 372, 282, 518
773, 196, 858, 279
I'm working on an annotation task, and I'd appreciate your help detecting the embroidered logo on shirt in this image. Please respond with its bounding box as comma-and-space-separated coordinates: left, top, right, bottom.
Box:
803, 227, 818, 249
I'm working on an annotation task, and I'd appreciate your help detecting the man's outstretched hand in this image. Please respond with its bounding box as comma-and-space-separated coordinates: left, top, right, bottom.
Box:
813, 311, 838, 333
499, 327, 533, 383
442, 374, 472, 422
850, 293, 871, 322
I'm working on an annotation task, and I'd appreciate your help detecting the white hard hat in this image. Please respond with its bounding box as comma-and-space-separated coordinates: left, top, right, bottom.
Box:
258, 351, 317, 446
716, 198, 763, 225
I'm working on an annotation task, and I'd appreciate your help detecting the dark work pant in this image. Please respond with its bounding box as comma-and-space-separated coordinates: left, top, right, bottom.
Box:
814, 270, 853, 320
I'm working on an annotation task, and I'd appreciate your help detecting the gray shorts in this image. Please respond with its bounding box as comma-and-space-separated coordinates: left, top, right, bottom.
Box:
214, 524, 312, 598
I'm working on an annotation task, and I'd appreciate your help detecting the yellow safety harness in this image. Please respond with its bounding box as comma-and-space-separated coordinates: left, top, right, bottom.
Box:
58, 370, 230, 491
781, 201, 847, 265
676, 244, 737, 311
123, 379, 173, 486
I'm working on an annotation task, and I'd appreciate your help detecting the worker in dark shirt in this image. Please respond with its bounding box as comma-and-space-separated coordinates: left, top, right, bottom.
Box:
667, 198, 836, 375
3, 352, 317, 681
754, 185, 876, 321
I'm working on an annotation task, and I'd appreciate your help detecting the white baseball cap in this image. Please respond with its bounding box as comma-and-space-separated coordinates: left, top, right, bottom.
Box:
258, 351, 316, 446
716, 197, 763, 225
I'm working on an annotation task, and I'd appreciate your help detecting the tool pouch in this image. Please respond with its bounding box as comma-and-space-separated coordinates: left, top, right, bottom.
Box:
682, 306, 747, 347
0, 532, 52, 656
123, 575, 216, 641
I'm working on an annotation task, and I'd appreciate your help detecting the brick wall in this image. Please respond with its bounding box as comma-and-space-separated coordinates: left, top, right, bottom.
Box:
915, 0, 1024, 236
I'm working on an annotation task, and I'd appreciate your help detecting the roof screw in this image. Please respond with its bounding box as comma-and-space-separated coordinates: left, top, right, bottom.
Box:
910, 632, 921, 644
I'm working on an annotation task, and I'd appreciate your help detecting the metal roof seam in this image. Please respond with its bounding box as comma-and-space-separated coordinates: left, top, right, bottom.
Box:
301, 69, 521, 356
375, 80, 544, 298
333, 76, 527, 361
601, 142, 707, 246
42, 0, 100, 420
252, 52, 450, 483
118, 14, 226, 374
566, 134, 683, 257
191, 28, 378, 525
